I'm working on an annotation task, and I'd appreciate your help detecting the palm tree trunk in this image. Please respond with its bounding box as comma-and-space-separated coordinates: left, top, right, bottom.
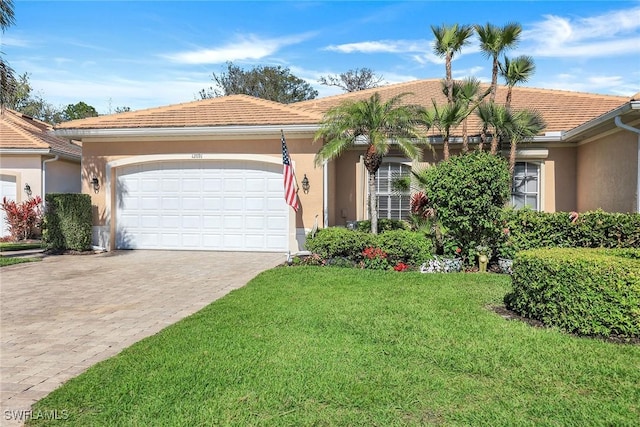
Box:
462, 119, 468, 153
490, 55, 499, 103
443, 136, 450, 160
509, 139, 517, 191
490, 129, 499, 155
368, 171, 378, 235
446, 52, 453, 105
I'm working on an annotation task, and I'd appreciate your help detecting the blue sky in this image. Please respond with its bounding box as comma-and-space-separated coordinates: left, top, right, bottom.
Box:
2, 1, 639, 114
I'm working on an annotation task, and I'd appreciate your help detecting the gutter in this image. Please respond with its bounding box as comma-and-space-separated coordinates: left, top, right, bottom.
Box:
42, 155, 59, 206
54, 124, 320, 140
614, 115, 640, 213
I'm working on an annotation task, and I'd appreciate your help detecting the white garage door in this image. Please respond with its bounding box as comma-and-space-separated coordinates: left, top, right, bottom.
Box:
115, 160, 289, 251
0, 175, 17, 238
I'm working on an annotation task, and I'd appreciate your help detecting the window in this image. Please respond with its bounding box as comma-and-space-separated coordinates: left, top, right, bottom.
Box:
511, 162, 539, 210
375, 162, 411, 220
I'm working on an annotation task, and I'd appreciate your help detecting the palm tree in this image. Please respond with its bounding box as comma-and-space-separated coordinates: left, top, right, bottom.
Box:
422, 99, 467, 161
0, 0, 15, 108
314, 92, 425, 234
450, 77, 489, 152
476, 102, 513, 155
500, 55, 535, 109
506, 109, 546, 179
475, 23, 522, 103
431, 24, 474, 105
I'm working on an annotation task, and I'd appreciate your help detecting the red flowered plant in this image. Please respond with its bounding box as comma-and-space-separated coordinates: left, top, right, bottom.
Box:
361, 247, 389, 270
1, 196, 43, 241
393, 262, 409, 272
410, 191, 434, 219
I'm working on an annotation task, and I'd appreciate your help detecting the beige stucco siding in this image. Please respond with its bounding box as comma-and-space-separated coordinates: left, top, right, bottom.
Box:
543, 147, 577, 212
46, 159, 81, 194
0, 155, 44, 202
576, 131, 637, 213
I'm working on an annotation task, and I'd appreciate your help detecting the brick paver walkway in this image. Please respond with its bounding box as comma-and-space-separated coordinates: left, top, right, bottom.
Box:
0, 250, 283, 426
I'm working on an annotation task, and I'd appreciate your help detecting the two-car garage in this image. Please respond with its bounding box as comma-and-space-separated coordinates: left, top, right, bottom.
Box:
115, 159, 290, 252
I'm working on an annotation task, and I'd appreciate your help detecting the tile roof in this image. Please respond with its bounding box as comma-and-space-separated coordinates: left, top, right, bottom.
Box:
55, 94, 323, 130
53, 80, 631, 137
293, 79, 630, 135
0, 108, 81, 158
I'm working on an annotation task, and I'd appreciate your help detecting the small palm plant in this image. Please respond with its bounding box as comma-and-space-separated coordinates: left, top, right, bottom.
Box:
314, 92, 426, 234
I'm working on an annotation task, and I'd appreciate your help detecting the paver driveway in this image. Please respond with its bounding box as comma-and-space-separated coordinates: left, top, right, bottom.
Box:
0, 250, 283, 426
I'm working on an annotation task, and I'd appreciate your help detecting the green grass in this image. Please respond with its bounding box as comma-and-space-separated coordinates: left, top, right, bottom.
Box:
0, 241, 43, 252
0, 256, 41, 267
29, 268, 640, 426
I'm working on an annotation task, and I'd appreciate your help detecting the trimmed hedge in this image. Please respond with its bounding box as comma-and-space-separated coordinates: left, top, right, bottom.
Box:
304, 227, 433, 267
43, 193, 92, 252
505, 248, 640, 338
500, 209, 640, 258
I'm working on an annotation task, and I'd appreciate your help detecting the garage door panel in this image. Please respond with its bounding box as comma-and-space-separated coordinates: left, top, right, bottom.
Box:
116, 160, 288, 251
0, 175, 17, 238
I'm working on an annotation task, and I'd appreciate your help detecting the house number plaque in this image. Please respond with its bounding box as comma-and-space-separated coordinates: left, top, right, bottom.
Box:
191, 153, 203, 159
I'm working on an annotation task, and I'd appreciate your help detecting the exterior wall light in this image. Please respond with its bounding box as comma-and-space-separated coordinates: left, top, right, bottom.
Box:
301, 174, 310, 194
24, 183, 32, 197
91, 177, 100, 193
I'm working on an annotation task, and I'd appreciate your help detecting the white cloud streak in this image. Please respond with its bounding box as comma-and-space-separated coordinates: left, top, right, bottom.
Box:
324, 39, 430, 54
162, 33, 314, 64
524, 6, 640, 58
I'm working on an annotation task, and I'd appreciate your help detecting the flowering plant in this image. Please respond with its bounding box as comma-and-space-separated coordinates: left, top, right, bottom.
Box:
361, 247, 390, 270
393, 262, 409, 272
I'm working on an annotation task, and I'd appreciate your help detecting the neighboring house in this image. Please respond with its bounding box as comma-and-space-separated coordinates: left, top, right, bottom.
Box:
0, 108, 82, 238
53, 80, 640, 253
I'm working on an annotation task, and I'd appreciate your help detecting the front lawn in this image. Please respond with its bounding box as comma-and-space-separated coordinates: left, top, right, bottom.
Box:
0, 256, 41, 267
29, 268, 640, 426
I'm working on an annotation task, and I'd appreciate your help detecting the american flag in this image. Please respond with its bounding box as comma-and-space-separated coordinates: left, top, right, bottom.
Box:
281, 132, 299, 212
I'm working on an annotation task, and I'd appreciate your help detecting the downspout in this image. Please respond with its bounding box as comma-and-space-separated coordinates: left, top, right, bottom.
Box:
323, 161, 328, 228
614, 116, 640, 213
42, 155, 59, 207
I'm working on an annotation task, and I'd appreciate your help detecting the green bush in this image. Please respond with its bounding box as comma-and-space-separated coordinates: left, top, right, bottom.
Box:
42, 193, 92, 252
356, 218, 409, 233
505, 248, 640, 338
375, 229, 433, 266
304, 227, 374, 261
499, 209, 640, 258
419, 151, 510, 264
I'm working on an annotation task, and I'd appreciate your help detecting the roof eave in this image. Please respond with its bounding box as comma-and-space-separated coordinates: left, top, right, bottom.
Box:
0, 148, 80, 161
562, 103, 635, 142
54, 124, 321, 141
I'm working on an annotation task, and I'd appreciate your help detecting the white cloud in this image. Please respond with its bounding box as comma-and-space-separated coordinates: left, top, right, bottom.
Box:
0, 35, 31, 47
523, 7, 640, 58
324, 39, 430, 54
162, 33, 314, 64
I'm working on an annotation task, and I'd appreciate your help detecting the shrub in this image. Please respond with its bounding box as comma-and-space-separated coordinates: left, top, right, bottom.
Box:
356, 218, 409, 233
505, 248, 640, 338
1, 196, 42, 241
499, 209, 640, 258
42, 193, 92, 252
419, 151, 510, 265
375, 229, 433, 266
304, 227, 374, 261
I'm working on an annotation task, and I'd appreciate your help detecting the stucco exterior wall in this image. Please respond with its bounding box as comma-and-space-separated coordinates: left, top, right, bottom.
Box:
543, 147, 576, 213
46, 158, 81, 194
0, 155, 44, 202
576, 131, 637, 213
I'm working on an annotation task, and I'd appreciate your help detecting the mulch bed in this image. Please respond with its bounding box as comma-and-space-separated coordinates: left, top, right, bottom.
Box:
489, 304, 640, 346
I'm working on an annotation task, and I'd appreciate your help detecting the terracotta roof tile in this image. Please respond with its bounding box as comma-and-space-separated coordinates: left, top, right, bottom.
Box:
293, 79, 630, 135
0, 109, 81, 158
55, 94, 323, 130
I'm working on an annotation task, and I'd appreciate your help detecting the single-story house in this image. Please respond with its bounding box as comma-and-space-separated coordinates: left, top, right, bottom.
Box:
0, 108, 82, 237
53, 79, 640, 253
